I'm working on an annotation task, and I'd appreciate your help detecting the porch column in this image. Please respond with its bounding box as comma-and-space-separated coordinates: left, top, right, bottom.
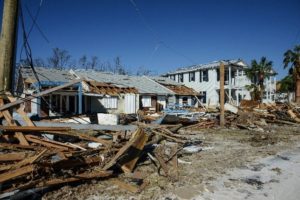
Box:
59, 95, 62, 114
228, 65, 232, 102
78, 82, 83, 114
66, 95, 69, 112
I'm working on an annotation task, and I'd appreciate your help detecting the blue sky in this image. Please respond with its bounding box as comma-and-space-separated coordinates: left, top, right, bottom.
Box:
2, 0, 300, 79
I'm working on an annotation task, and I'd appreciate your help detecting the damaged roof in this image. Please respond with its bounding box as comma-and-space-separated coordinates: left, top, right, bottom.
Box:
163, 59, 248, 75
74, 70, 175, 95
20, 67, 74, 84
85, 80, 138, 95
150, 76, 198, 96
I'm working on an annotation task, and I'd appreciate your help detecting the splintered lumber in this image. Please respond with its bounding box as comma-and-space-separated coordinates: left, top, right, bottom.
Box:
0, 79, 81, 112
0, 165, 35, 184
36, 170, 113, 188
24, 135, 77, 151
103, 128, 147, 171
6, 93, 35, 126
0, 153, 26, 162
0, 126, 71, 132
1, 149, 47, 172
0, 99, 30, 146
120, 128, 148, 173
287, 109, 300, 123
40, 130, 112, 146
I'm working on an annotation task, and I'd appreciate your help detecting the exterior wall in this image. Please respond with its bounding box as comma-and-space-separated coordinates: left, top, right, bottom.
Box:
168, 66, 258, 106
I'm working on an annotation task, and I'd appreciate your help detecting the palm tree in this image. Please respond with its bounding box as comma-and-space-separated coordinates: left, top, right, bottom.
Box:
245, 57, 275, 102
278, 75, 294, 102
283, 45, 300, 103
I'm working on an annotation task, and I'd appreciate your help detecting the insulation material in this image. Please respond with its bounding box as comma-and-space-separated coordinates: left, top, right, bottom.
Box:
100, 97, 118, 109
141, 96, 151, 107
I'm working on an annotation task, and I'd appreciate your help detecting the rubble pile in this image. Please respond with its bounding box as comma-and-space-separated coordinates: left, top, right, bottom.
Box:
0, 98, 200, 197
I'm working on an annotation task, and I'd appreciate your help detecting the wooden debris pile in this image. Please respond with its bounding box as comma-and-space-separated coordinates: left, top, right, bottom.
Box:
0, 95, 199, 197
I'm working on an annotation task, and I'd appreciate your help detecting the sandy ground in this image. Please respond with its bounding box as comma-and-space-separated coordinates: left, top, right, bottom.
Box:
42, 124, 300, 200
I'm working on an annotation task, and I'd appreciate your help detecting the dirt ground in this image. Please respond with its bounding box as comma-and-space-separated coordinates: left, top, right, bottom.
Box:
42, 124, 300, 200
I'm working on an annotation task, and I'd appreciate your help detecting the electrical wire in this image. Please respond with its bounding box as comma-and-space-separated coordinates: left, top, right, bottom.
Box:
129, 0, 197, 65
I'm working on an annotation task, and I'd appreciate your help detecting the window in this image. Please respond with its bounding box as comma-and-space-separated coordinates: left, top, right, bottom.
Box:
178, 73, 184, 83
141, 96, 151, 107
199, 70, 209, 82
170, 75, 175, 80
217, 69, 220, 81
100, 96, 118, 109
189, 72, 195, 82
200, 91, 207, 103
203, 70, 209, 82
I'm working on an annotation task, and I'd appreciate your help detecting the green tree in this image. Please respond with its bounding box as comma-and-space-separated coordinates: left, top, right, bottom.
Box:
245, 57, 275, 101
283, 45, 300, 103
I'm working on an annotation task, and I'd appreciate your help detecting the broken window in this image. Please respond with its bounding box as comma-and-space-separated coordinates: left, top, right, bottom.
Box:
189, 72, 195, 82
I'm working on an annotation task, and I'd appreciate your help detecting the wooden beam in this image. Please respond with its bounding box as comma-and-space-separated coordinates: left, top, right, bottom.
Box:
0, 126, 71, 132
0, 99, 29, 146
0, 165, 35, 184
6, 93, 35, 126
0, 79, 81, 112
103, 128, 147, 171
0, 152, 26, 162
24, 135, 76, 151
120, 128, 148, 173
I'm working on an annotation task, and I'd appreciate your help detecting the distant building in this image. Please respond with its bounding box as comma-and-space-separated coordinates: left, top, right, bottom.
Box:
162, 59, 276, 106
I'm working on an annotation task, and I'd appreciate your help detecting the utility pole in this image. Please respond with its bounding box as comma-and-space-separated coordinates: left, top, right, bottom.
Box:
220, 62, 225, 127
0, 0, 19, 96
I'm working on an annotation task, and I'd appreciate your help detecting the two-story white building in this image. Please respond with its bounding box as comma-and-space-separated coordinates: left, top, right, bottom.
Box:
163, 59, 276, 107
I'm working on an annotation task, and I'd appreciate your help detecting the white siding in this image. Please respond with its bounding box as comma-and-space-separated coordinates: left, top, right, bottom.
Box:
100, 96, 118, 109
124, 94, 136, 114
141, 96, 151, 107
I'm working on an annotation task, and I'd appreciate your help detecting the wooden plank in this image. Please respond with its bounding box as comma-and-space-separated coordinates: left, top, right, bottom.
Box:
0, 99, 29, 146
0, 165, 35, 184
0, 126, 71, 132
24, 135, 76, 151
3, 149, 48, 172
6, 93, 35, 126
0, 79, 81, 112
103, 128, 147, 171
120, 128, 148, 173
0, 152, 26, 162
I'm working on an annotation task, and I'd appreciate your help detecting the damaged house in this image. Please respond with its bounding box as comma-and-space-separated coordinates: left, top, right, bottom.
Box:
163, 59, 277, 106
150, 76, 200, 107
72, 70, 176, 112
17, 67, 138, 117
17, 67, 82, 117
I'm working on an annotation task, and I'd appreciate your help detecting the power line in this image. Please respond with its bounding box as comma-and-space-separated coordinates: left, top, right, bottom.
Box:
129, 0, 197, 65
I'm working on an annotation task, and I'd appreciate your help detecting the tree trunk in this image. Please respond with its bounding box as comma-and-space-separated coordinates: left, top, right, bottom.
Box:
295, 76, 300, 104
260, 82, 264, 103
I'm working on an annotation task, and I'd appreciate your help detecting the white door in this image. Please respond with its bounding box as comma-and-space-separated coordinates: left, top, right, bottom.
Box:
125, 94, 136, 114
